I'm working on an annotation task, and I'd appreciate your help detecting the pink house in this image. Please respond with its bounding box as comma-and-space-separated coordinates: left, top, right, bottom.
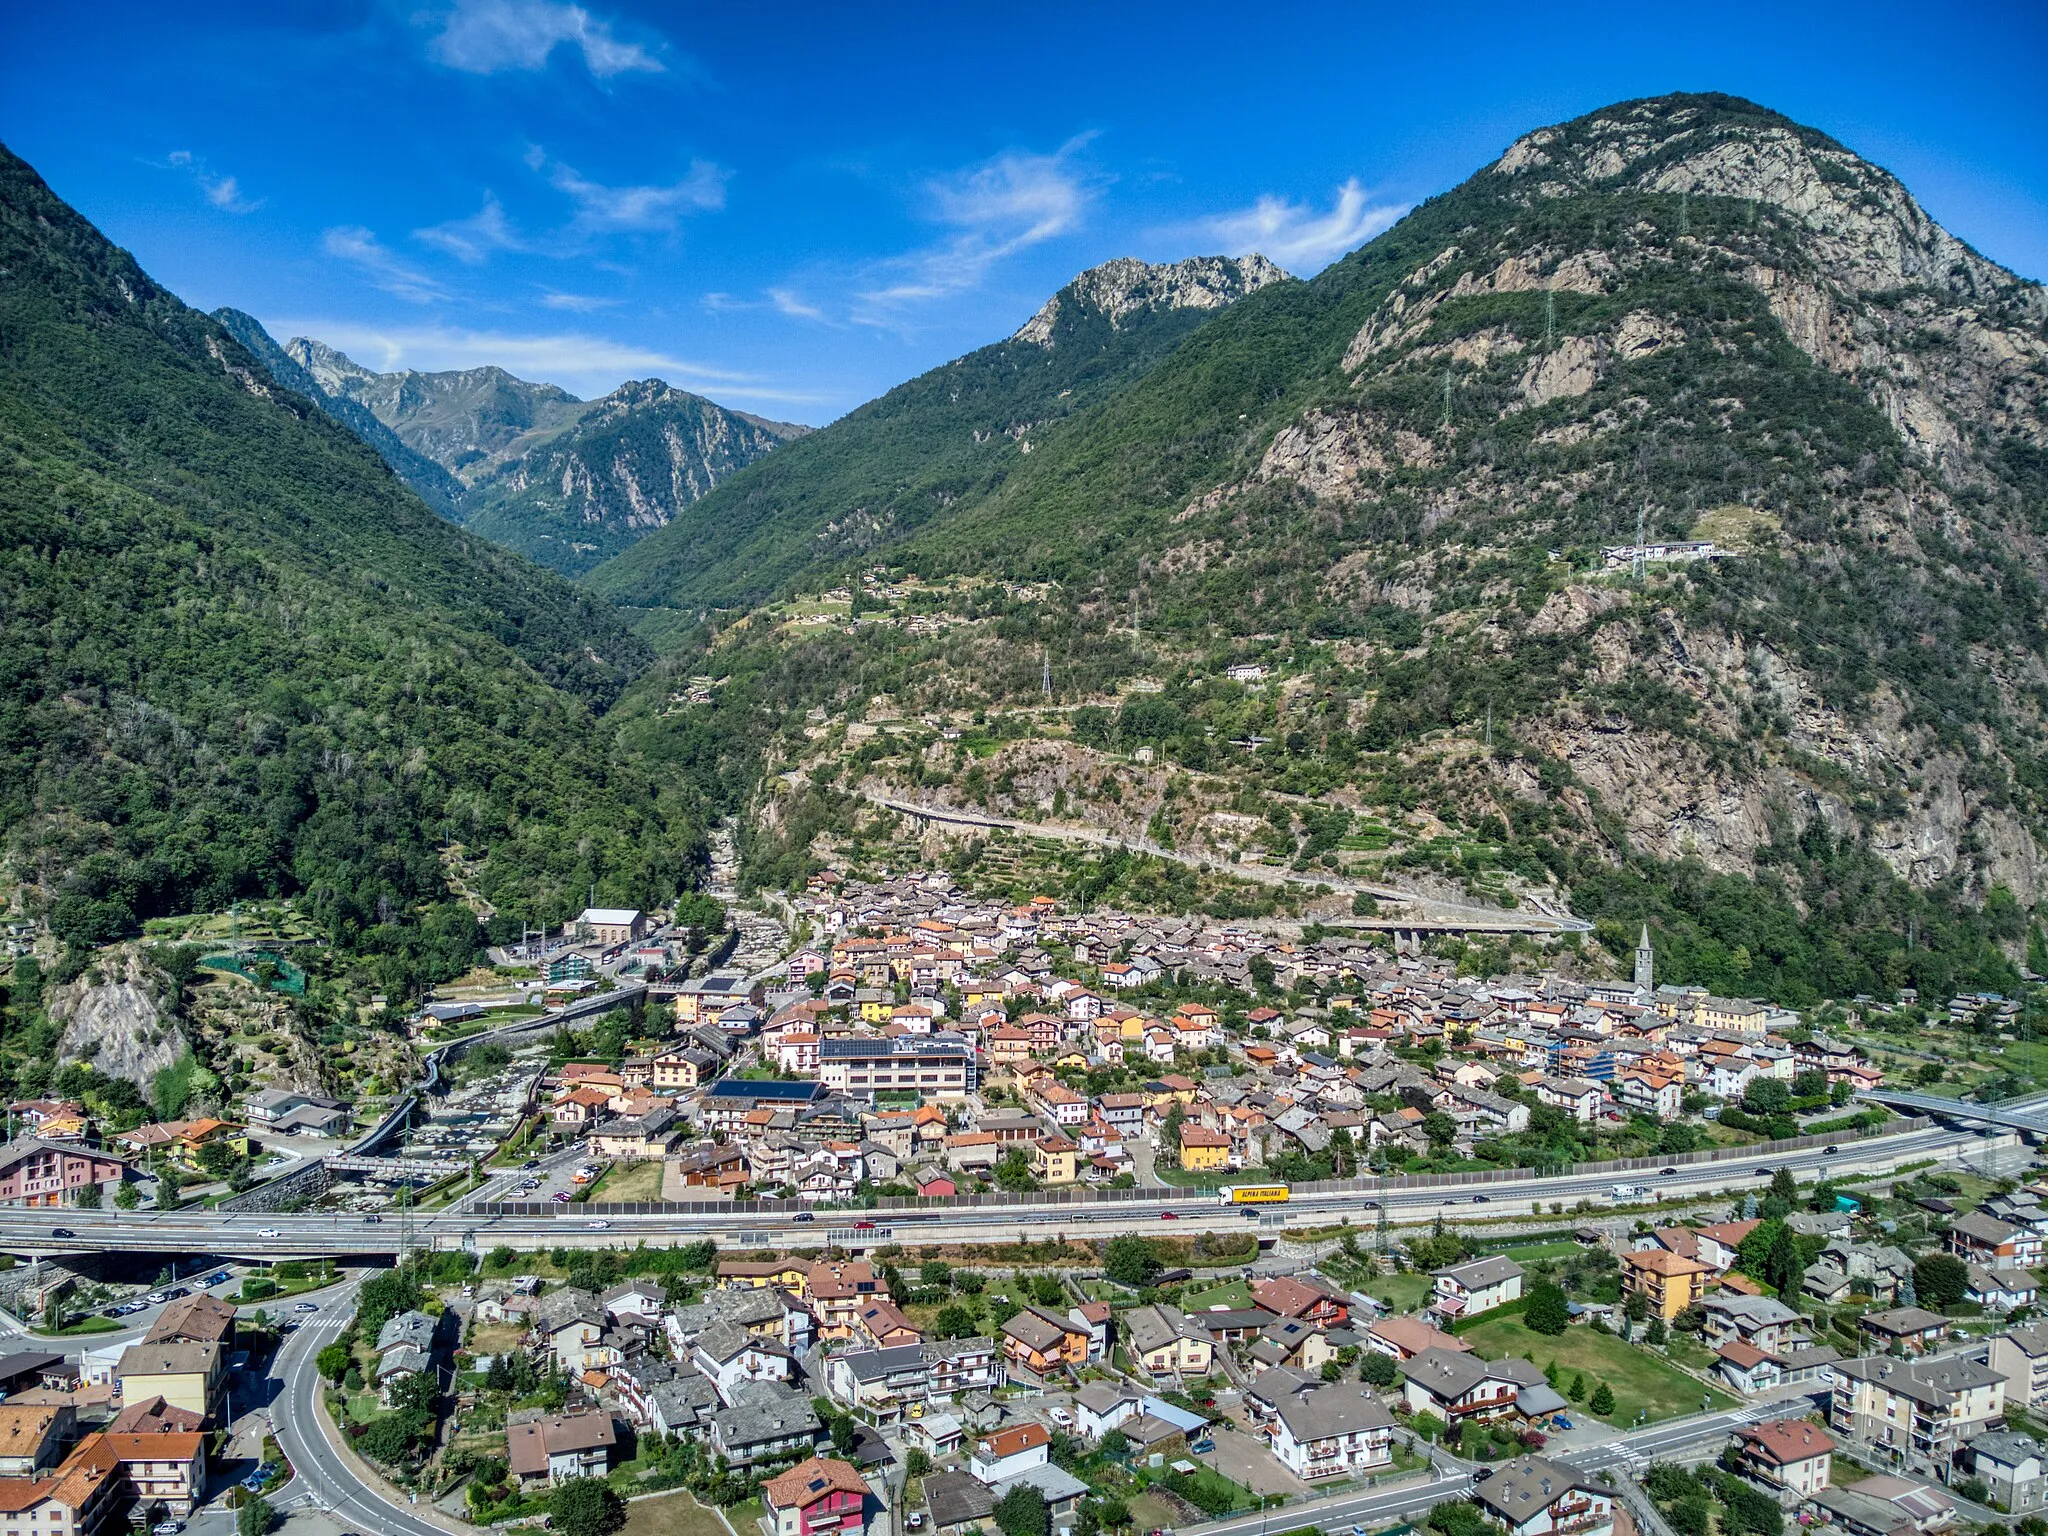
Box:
764, 1457, 868, 1536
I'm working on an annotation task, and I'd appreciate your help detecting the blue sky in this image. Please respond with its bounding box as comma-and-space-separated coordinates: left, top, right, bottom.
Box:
5, 0, 2044, 423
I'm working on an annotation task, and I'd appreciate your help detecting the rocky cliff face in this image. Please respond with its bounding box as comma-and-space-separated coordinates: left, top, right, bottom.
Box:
1206, 94, 2048, 908
1014, 254, 1289, 346
460, 379, 807, 576
45, 948, 189, 1090
260, 343, 806, 574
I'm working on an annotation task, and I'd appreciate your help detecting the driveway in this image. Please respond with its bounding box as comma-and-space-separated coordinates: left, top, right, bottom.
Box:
1200, 1418, 1308, 1498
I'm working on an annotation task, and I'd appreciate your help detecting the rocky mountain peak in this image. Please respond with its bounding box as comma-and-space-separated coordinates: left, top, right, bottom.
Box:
1491, 93, 2044, 312
283, 334, 383, 398
1013, 253, 1288, 347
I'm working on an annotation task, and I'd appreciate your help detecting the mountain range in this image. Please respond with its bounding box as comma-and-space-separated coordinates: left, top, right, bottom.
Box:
210, 322, 807, 576
596, 93, 2048, 1006
0, 141, 713, 968
4, 92, 2047, 1014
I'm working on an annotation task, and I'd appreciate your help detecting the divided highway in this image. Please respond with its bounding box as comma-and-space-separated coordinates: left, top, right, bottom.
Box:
0, 1123, 1996, 1262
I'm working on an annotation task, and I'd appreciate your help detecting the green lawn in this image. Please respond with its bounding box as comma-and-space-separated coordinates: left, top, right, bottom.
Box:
1181, 1279, 1256, 1311
1501, 1242, 1581, 1262
1359, 1272, 1434, 1314
1460, 1315, 1736, 1426
589, 1159, 666, 1202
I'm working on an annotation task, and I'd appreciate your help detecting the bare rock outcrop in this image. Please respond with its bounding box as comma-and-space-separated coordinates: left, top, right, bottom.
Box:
46, 947, 191, 1089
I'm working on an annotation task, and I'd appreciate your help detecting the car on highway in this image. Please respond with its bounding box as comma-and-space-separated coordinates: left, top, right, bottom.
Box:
293, 1301, 319, 1312
1159, 1211, 1178, 1220
523, 1159, 541, 1169
1754, 1167, 1775, 1177
791, 1212, 815, 1222
1360, 1200, 1380, 1210
50, 1228, 74, 1240
1471, 1194, 1490, 1202
1659, 1167, 1678, 1176
587, 1219, 611, 1230
852, 1220, 876, 1230
1823, 1145, 1840, 1155
363, 1215, 381, 1224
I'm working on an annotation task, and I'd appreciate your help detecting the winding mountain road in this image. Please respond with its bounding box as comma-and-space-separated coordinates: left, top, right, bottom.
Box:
860, 789, 1593, 935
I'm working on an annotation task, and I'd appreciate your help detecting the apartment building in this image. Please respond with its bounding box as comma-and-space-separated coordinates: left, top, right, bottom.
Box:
1829, 1356, 2007, 1472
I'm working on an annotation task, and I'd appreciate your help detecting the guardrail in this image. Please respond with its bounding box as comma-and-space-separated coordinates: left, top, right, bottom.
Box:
472, 1115, 1929, 1219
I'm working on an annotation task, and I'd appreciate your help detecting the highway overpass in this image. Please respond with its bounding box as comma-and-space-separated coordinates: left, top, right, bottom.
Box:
1859, 1088, 2048, 1136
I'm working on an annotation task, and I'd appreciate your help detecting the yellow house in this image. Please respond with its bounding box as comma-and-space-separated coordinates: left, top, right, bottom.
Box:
1177, 1126, 1232, 1172
715, 1259, 809, 1292
1621, 1249, 1715, 1319
1031, 1135, 1079, 1186
115, 1342, 223, 1424
171, 1120, 249, 1168
858, 995, 892, 1024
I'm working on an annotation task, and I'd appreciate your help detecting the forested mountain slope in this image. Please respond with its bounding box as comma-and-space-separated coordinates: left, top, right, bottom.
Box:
0, 144, 705, 981
210, 308, 467, 517
586, 254, 1287, 610
693, 95, 2048, 1005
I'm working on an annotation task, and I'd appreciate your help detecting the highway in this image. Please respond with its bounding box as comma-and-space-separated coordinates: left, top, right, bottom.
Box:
0, 1123, 1997, 1262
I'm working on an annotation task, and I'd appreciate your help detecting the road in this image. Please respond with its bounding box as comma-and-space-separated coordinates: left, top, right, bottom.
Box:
267, 1280, 454, 1536
0, 1123, 1996, 1261
1185, 1391, 1827, 1536
860, 791, 1593, 935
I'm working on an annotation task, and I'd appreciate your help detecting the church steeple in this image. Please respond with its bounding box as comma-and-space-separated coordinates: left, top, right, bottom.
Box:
1634, 923, 1655, 991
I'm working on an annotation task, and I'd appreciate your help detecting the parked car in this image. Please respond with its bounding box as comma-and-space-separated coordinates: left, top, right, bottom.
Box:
154, 1521, 183, 1536
551, 1191, 571, 1202
207, 1271, 232, 1286
1049, 1406, 1073, 1426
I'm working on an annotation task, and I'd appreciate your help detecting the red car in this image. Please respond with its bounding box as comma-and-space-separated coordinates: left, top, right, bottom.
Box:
1158, 1211, 1179, 1221
853, 1220, 876, 1230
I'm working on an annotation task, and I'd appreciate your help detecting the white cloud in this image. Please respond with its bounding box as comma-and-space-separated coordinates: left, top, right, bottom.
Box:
766, 287, 824, 321
538, 290, 617, 311
320, 226, 446, 303
860, 144, 1096, 311
162, 149, 263, 214
1199, 178, 1405, 275
527, 147, 726, 232
427, 0, 662, 78
263, 318, 824, 407
415, 192, 526, 263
